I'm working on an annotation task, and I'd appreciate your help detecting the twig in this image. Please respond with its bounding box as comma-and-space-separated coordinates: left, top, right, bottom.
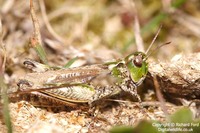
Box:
105, 99, 175, 107
131, 1, 144, 52
0, 16, 6, 74
30, 0, 42, 45
153, 76, 169, 116
48, 6, 87, 21
39, 0, 66, 44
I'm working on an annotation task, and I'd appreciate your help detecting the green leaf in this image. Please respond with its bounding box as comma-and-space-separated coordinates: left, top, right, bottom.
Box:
170, 108, 193, 123
169, 108, 200, 133
133, 120, 162, 133
110, 120, 162, 133
109, 126, 134, 133
192, 120, 200, 133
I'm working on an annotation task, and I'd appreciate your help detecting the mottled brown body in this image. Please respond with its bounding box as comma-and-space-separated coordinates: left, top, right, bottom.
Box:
15, 64, 110, 108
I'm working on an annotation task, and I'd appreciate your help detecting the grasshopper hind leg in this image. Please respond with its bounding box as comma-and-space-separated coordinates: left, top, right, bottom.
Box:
89, 79, 142, 107
88, 85, 122, 118
89, 85, 121, 107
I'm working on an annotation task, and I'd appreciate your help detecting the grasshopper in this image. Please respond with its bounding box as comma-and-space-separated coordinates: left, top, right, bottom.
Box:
13, 51, 148, 108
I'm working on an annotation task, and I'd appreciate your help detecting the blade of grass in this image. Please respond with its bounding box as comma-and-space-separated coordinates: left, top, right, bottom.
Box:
63, 57, 78, 68
0, 76, 12, 133
121, 0, 186, 53
0, 18, 12, 133
30, 38, 48, 65
30, 0, 48, 64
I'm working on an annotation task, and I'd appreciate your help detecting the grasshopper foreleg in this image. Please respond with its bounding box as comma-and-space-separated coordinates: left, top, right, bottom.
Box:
120, 78, 142, 103
120, 82, 141, 103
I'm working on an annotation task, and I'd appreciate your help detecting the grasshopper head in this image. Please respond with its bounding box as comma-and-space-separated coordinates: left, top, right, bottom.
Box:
125, 52, 148, 84
17, 79, 33, 91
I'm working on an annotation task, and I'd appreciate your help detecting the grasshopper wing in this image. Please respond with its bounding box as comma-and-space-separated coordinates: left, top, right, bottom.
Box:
18, 64, 110, 90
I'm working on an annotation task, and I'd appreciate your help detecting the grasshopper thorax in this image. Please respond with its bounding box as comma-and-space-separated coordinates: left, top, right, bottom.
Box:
108, 52, 148, 85
125, 52, 148, 84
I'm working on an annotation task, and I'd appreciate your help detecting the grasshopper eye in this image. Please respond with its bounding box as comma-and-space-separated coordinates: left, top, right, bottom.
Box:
133, 55, 143, 67
24, 60, 36, 70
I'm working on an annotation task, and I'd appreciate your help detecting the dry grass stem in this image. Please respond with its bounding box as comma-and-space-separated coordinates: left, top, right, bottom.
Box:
39, 0, 66, 44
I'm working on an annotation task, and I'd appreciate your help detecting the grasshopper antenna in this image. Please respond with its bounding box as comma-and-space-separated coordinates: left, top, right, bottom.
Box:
144, 41, 171, 61
145, 25, 162, 55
